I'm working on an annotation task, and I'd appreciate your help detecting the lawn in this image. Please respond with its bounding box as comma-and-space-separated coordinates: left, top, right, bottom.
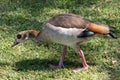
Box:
0, 0, 120, 80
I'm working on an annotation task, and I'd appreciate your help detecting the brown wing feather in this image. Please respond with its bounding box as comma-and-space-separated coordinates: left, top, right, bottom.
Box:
45, 14, 111, 35
45, 14, 90, 29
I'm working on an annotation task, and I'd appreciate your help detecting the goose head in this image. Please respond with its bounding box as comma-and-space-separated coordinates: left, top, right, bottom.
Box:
11, 30, 39, 47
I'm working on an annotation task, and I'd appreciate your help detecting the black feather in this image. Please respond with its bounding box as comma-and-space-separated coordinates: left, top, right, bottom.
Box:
109, 26, 116, 32
108, 26, 118, 39
108, 33, 118, 39
77, 30, 95, 38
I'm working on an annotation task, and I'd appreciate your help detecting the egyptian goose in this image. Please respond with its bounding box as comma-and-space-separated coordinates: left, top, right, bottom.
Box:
11, 14, 117, 72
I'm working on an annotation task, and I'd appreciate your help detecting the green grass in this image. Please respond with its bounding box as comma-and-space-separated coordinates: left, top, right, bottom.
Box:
0, 0, 120, 80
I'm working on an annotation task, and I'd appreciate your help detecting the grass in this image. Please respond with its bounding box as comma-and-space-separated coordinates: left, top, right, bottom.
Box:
0, 0, 120, 80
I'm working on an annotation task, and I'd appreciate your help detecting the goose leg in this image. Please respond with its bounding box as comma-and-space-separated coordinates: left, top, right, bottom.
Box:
74, 48, 89, 72
49, 46, 67, 69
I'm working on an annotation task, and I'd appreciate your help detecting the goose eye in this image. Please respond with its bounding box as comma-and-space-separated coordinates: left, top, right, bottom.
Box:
17, 34, 22, 39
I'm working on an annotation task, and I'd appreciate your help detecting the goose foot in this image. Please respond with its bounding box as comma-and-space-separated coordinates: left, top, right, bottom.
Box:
49, 64, 64, 69
73, 65, 89, 73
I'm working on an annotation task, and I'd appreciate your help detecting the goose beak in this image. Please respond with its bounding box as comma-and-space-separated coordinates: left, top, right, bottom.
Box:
11, 39, 20, 47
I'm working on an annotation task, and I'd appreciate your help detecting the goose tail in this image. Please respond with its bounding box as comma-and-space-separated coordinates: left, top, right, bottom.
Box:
88, 23, 117, 39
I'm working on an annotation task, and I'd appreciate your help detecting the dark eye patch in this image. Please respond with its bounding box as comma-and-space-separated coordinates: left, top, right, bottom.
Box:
17, 34, 22, 39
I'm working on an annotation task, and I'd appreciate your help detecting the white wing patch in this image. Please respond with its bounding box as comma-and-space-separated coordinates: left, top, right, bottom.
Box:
45, 23, 85, 37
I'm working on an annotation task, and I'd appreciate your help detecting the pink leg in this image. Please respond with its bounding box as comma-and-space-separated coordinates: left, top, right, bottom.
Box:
74, 48, 89, 72
49, 46, 67, 69
78, 49, 89, 68
58, 46, 67, 67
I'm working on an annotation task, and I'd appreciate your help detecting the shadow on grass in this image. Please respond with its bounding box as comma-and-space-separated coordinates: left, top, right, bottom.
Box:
0, 0, 99, 15
14, 58, 96, 71
0, 13, 43, 31
14, 58, 51, 71
0, 62, 10, 67
5, 0, 98, 11
0, 0, 99, 30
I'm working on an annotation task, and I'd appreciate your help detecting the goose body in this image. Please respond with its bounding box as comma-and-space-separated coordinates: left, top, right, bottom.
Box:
11, 14, 117, 72
38, 23, 86, 47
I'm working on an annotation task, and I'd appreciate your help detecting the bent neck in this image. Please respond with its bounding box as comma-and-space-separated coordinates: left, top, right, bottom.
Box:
27, 30, 40, 38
